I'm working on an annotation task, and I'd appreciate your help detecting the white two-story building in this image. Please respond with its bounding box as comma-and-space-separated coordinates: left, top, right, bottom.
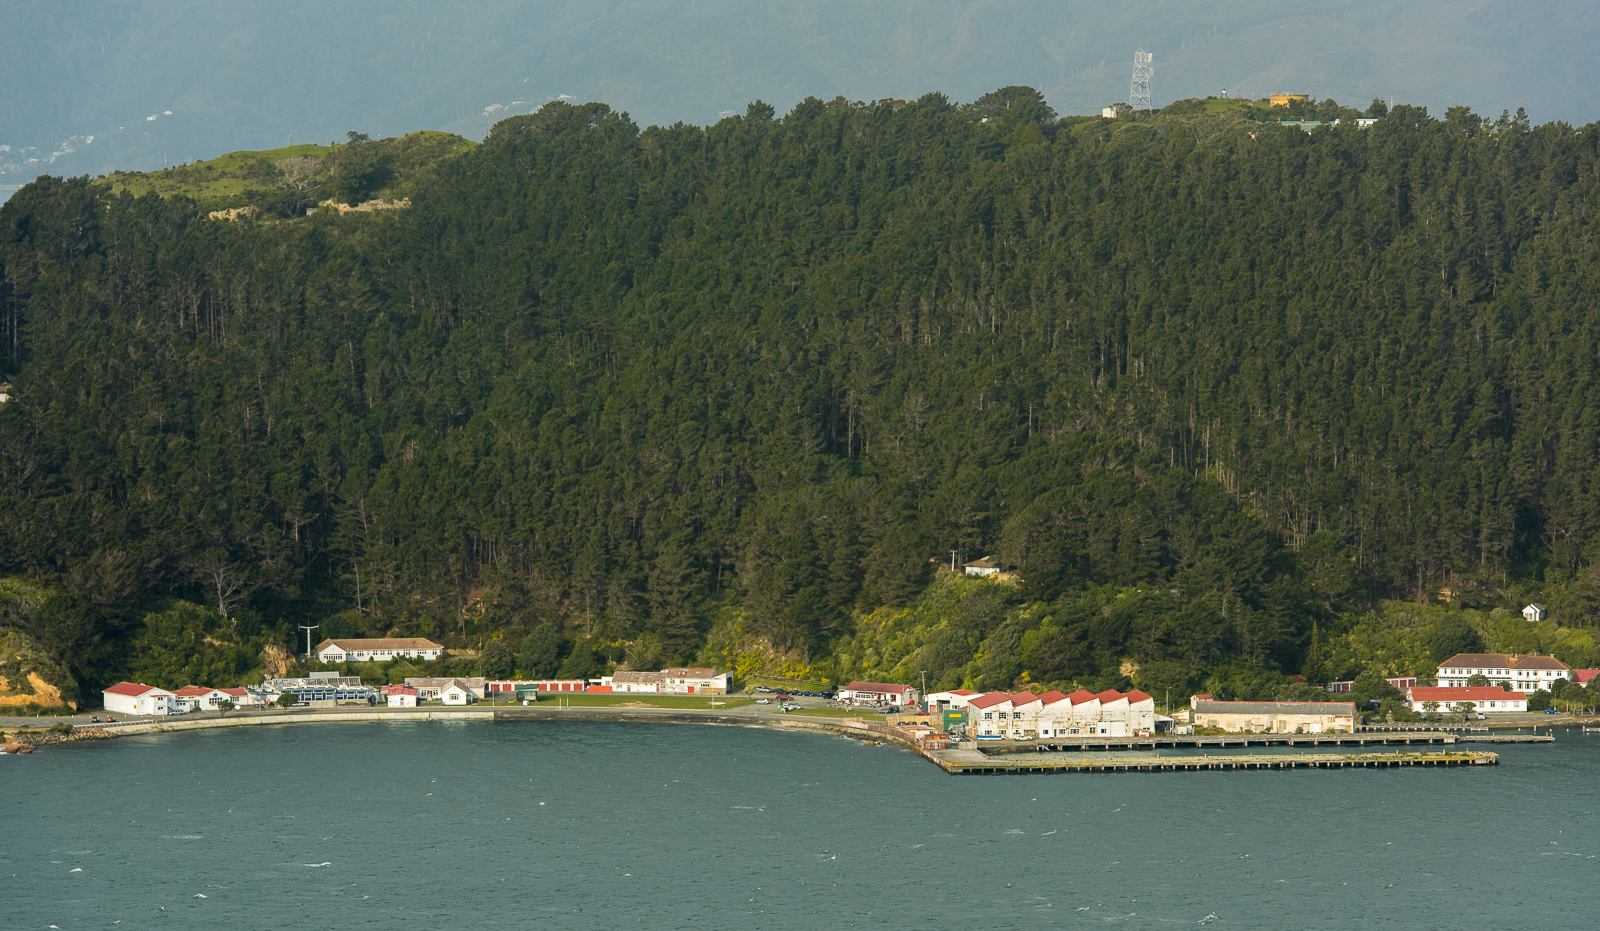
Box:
1434, 653, 1570, 693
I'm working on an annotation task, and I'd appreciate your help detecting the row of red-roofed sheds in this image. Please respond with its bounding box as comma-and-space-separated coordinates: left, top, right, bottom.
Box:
102, 683, 266, 717
946, 688, 1157, 739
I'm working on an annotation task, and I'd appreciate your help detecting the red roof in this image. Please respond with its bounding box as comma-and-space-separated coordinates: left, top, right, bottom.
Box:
1036, 690, 1071, 706
947, 689, 977, 696
172, 685, 213, 696
1068, 689, 1099, 705
1124, 690, 1152, 703
968, 692, 1014, 709
844, 681, 914, 694
1574, 670, 1599, 685
1094, 690, 1128, 704
104, 682, 162, 697
219, 688, 248, 696
1408, 686, 1523, 702
1010, 691, 1043, 705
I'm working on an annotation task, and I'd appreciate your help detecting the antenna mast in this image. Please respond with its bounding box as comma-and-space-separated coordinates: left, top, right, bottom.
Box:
299, 623, 320, 661
1130, 49, 1154, 110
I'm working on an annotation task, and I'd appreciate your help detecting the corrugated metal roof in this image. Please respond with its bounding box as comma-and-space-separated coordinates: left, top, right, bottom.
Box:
1194, 701, 1356, 715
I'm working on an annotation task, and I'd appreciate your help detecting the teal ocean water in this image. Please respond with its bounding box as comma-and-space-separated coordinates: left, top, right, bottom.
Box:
5, 721, 1595, 929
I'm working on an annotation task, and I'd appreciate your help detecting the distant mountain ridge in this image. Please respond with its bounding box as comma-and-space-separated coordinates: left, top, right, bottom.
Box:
3, 0, 1597, 188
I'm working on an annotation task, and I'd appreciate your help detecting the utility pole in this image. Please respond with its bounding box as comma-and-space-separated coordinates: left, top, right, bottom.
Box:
290, 120, 293, 145
163, 147, 167, 169
950, 550, 958, 572
920, 670, 928, 708
299, 623, 319, 662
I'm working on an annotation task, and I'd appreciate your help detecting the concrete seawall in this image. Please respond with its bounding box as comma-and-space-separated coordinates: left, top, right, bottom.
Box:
95, 709, 496, 737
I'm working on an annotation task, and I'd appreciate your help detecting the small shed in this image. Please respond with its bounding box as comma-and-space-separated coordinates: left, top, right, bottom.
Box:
1523, 604, 1547, 623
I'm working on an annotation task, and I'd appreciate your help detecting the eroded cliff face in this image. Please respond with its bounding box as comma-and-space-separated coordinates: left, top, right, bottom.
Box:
0, 631, 77, 711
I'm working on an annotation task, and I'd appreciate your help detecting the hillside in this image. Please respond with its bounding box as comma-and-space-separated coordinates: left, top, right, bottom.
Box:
3, 91, 1600, 706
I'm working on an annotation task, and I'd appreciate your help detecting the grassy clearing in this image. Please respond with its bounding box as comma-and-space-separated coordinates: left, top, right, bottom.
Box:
1203, 98, 1268, 113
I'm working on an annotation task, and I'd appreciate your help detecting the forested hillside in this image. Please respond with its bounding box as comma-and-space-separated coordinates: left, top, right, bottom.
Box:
4, 89, 1600, 708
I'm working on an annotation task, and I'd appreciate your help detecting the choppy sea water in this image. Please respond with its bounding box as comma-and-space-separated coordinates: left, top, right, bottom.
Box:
4, 721, 1595, 929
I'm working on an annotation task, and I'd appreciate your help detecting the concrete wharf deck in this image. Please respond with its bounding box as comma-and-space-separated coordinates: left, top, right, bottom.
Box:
928, 748, 1498, 774
1454, 734, 1554, 743
980, 732, 1458, 754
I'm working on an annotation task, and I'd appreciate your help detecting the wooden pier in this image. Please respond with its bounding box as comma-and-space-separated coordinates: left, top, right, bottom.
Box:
927, 749, 1499, 775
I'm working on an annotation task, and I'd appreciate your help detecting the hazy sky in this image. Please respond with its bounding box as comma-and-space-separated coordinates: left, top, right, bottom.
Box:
3, 1, 1596, 188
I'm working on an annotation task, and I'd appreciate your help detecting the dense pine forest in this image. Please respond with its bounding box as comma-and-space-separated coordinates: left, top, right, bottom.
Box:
4, 89, 1600, 711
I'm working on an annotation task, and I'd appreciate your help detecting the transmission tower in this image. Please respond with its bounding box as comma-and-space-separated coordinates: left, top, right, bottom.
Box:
1129, 49, 1153, 110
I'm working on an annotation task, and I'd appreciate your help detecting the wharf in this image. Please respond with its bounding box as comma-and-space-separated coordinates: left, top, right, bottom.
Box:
980, 732, 1456, 754
928, 748, 1498, 774
1454, 734, 1554, 743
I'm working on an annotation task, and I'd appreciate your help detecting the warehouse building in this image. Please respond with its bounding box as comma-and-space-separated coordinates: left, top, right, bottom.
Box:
1192, 700, 1356, 734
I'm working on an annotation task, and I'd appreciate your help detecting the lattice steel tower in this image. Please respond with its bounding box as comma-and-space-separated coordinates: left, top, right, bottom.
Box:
1130, 49, 1153, 110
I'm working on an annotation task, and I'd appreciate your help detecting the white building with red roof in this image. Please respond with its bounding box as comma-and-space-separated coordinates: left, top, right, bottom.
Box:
102, 682, 176, 716
171, 685, 235, 712
383, 684, 419, 708
1435, 653, 1570, 693
1406, 686, 1527, 714
1574, 669, 1599, 688
838, 681, 920, 706
969, 687, 1156, 739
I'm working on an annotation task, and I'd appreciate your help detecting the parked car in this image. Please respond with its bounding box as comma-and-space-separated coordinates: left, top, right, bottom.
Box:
104, 716, 116, 723
783, 703, 802, 711
755, 686, 772, 693
756, 698, 771, 704
1545, 707, 1560, 714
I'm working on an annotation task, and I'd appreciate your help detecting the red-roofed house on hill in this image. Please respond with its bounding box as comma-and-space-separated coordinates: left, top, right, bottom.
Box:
838, 681, 920, 706
1574, 670, 1599, 688
102, 682, 176, 716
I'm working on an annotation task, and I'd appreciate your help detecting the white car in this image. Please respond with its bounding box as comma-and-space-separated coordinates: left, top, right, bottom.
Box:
756, 698, 771, 704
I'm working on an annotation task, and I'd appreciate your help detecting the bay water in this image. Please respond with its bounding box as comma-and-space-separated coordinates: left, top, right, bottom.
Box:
5, 721, 1595, 929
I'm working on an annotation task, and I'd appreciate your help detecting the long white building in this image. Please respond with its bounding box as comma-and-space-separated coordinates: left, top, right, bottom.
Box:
314, 638, 445, 664
1406, 686, 1527, 714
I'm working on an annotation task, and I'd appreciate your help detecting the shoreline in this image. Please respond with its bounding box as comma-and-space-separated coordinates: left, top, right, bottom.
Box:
1, 705, 1534, 774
